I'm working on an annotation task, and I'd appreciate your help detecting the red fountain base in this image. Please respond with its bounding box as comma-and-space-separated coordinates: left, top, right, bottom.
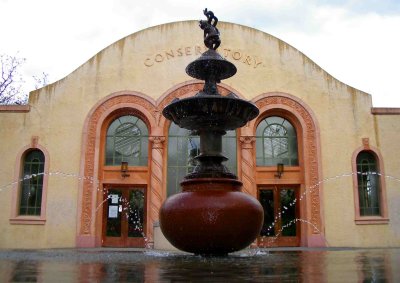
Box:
159, 178, 264, 255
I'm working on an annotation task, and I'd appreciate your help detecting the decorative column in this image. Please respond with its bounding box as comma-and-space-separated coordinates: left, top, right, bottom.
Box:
239, 136, 257, 197
148, 136, 166, 242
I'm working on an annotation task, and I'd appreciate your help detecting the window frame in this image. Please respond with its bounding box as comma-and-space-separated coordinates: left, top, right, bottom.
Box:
166, 122, 237, 197
352, 146, 389, 225
104, 115, 149, 166
256, 116, 299, 167
10, 144, 50, 225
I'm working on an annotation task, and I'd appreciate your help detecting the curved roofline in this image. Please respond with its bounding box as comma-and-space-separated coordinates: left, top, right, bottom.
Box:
32, 20, 368, 98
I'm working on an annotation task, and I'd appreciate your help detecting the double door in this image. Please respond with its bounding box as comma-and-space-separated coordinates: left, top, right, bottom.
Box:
258, 186, 300, 247
102, 187, 146, 247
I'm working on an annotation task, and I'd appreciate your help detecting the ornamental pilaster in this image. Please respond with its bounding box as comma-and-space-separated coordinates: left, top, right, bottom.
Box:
239, 136, 257, 197
148, 136, 166, 241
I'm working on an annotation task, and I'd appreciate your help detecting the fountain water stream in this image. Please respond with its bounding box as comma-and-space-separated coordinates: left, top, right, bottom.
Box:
1, 167, 399, 252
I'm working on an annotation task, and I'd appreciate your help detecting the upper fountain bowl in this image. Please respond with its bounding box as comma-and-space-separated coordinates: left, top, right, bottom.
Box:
162, 94, 259, 131
186, 49, 236, 81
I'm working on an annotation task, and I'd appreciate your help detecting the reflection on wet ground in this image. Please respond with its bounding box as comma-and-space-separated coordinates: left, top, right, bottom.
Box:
0, 248, 399, 282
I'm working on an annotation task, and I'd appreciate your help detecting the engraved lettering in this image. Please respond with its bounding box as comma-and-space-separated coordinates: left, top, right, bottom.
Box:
143, 46, 264, 69
223, 48, 231, 58
254, 57, 262, 69
177, 48, 183, 56
243, 55, 252, 65
144, 58, 154, 67
165, 50, 174, 60
155, 54, 164, 62
232, 51, 242, 60
195, 45, 203, 55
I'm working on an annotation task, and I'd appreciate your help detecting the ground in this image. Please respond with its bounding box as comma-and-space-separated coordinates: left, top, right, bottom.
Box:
0, 247, 398, 282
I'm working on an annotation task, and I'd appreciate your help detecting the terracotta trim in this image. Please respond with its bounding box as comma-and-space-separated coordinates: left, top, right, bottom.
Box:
250, 92, 325, 247
371, 108, 400, 115
256, 166, 301, 172
77, 91, 156, 247
9, 217, 46, 225
10, 142, 50, 225
0, 105, 30, 112
355, 218, 389, 225
148, 135, 166, 244
351, 141, 389, 224
238, 136, 257, 196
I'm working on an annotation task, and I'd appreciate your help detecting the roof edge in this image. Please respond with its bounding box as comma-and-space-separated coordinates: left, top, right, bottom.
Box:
0, 105, 30, 113
371, 107, 400, 115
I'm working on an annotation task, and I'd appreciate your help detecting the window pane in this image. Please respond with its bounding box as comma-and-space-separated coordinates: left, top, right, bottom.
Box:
128, 189, 145, 238
356, 151, 381, 216
105, 115, 148, 166
167, 123, 237, 196
223, 132, 237, 173
259, 189, 275, 236
106, 189, 122, 237
167, 167, 178, 196
280, 188, 296, 236
256, 116, 298, 166
19, 150, 45, 216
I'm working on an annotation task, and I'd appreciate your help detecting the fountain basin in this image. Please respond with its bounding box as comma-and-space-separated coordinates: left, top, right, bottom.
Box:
159, 178, 264, 255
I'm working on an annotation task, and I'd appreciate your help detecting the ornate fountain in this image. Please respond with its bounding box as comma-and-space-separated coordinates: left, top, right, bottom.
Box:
160, 9, 264, 256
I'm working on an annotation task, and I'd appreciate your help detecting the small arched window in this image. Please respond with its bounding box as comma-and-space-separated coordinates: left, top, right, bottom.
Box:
167, 123, 237, 196
105, 115, 148, 166
19, 150, 45, 216
256, 116, 298, 166
356, 151, 381, 216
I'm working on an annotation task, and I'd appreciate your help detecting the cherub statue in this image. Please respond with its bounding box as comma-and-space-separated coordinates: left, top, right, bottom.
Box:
199, 8, 221, 50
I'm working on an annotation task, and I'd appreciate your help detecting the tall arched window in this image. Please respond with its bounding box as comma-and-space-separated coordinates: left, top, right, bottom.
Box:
167, 123, 237, 196
19, 150, 45, 215
105, 115, 148, 166
256, 116, 298, 166
356, 151, 381, 216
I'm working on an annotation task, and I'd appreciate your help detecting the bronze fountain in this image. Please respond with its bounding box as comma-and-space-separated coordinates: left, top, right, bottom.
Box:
160, 9, 264, 256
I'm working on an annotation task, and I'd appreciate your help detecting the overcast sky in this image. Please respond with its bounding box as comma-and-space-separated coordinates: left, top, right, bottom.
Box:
1, 0, 400, 106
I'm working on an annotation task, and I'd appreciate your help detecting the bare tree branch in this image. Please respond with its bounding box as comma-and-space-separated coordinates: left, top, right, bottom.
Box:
0, 53, 26, 105
33, 72, 49, 90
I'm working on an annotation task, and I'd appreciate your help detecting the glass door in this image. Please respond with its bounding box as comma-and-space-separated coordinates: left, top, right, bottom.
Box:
102, 187, 146, 247
258, 186, 300, 247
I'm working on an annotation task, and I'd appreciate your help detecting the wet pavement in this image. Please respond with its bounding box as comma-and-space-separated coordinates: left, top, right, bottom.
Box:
0, 247, 399, 282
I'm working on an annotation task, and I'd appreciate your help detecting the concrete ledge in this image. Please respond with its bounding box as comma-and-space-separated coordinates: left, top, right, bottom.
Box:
0, 105, 30, 112
153, 221, 178, 251
371, 107, 400, 115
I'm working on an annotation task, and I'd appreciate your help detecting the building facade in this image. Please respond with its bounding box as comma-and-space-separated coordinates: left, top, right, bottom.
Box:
0, 21, 399, 249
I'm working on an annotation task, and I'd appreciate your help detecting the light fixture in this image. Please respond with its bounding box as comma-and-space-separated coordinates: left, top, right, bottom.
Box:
121, 161, 130, 178
275, 163, 284, 178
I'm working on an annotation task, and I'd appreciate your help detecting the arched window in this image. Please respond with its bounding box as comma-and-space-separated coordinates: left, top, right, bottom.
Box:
19, 150, 45, 216
167, 123, 237, 196
256, 116, 298, 166
356, 151, 381, 216
105, 115, 148, 166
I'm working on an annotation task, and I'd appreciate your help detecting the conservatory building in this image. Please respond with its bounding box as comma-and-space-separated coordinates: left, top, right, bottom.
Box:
0, 21, 399, 249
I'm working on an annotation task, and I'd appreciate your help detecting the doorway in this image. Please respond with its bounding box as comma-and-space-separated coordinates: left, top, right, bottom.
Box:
258, 186, 300, 247
102, 187, 146, 247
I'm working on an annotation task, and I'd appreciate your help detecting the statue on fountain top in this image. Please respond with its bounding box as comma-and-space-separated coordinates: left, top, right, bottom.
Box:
199, 8, 221, 50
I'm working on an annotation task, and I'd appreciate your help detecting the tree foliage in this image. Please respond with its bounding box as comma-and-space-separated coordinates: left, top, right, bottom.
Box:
0, 53, 26, 105
0, 54, 49, 105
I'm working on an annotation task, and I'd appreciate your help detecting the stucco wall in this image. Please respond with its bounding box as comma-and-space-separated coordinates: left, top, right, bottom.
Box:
0, 20, 398, 248
373, 115, 400, 244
